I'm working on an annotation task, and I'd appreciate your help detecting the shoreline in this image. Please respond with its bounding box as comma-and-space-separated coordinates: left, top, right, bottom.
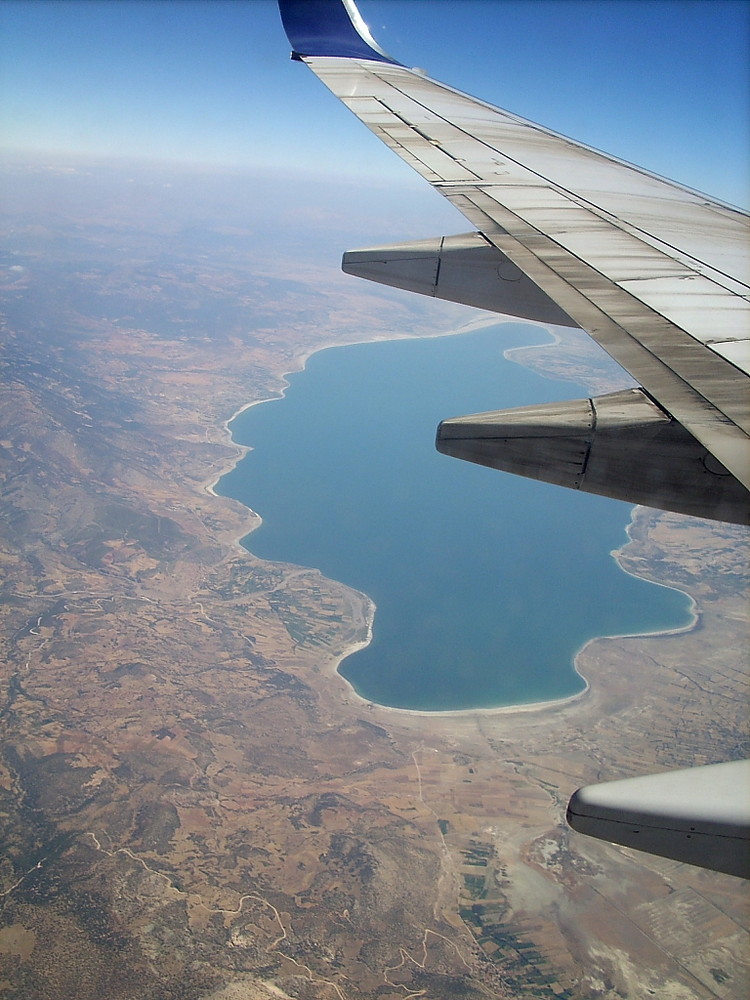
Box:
329, 639, 591, 719
610, 509, 699, 637
325, 506, 698, 722
204, 320, 699, 722
202, 312, 502, 553
502, 324, 560, 364
333, 504, 699, 721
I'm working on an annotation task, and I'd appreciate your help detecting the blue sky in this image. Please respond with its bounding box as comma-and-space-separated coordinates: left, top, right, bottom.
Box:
1, 0, 748, 206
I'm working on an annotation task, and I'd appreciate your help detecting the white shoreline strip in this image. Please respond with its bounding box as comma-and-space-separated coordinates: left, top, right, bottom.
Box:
202, 313, 500, 545
204, 318, 697, 720
335, 503, 699, 720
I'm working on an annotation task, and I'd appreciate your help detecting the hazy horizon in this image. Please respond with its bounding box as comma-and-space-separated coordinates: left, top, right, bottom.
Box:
1, 0, 748, 206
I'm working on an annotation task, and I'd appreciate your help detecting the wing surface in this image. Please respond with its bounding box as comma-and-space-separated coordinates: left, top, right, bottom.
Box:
568, 760, 750, 879
279, 0, 749, 522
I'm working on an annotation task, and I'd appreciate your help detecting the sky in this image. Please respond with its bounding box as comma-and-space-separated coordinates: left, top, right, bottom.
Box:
1, 0, 748, 207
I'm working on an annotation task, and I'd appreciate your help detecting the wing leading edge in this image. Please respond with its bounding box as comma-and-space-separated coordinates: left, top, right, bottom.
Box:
279, 0, 750, 525
278, 0, 750, 877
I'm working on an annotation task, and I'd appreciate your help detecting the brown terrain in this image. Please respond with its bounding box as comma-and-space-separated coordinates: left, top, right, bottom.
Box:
0, 157, 747, 999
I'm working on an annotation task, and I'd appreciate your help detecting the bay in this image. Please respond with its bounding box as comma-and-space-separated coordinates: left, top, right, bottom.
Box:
218, 325, 692, 711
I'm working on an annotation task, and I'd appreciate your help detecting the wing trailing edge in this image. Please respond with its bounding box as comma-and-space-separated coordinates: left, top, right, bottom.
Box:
437, 388, 750, 525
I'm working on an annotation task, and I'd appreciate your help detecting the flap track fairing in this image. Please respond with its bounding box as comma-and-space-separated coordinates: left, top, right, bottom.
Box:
437, 388, 750, 524
343, 232, 577, 327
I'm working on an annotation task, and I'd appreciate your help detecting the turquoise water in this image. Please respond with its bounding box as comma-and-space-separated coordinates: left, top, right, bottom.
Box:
218, 325, 692, 711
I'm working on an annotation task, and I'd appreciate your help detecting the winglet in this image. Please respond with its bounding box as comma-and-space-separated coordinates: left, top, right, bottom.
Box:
278, 0, 401, 64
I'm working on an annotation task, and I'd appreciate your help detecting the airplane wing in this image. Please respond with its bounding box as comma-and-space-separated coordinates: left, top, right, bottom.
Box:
567, 760, 750, 880
277, 0, 750, 878
278, 0, 750, 526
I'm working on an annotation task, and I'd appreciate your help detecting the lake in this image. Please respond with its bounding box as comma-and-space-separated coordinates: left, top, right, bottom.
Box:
217, 324, 692, 711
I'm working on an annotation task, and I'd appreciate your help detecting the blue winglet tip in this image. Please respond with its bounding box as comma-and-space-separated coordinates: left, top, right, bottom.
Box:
278, 0, 400, 64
